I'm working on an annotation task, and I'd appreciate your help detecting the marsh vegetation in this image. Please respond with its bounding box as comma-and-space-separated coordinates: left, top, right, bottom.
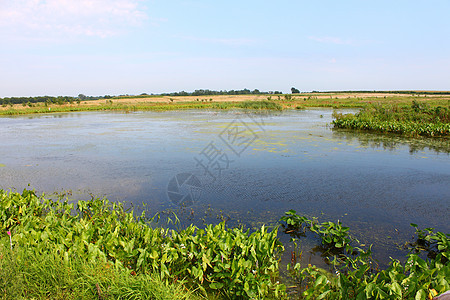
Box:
333, 101, 450, 137
1, 191, 448, 299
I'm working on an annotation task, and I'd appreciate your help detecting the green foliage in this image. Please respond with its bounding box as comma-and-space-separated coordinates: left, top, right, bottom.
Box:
332, 102, 450, 137
160, 88, 275, 97
2, 191, 449, 299
284, 95, 294, 101
0, 242, 196, 299
280, 209, 310, 234
280, 211, 450, 299
280, 210, 352, 250
409, 223, 450, 261
1, 189, 285, 299
212, 100, 283, 110
237, 100, 282, 110
309, 221, 352, 250
295, 241, 449, 299
0, 100, 284, 116
0, 95, 112, 106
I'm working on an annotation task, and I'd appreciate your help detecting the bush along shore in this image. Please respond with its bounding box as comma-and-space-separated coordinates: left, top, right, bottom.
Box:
332, 101, 450, 137
1, 190, 449, 299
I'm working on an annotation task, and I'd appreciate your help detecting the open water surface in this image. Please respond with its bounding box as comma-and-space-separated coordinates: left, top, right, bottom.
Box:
1, 109, 449, 267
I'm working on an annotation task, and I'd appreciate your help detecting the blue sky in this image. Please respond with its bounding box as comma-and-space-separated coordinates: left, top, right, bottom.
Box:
1, 0, 449, 97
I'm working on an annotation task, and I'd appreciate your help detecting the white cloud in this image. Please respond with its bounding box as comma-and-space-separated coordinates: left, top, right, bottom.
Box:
181, 36, 259, 46
308, 36, 380, 47
308, 36, 353, 45
0, 0, 148, 38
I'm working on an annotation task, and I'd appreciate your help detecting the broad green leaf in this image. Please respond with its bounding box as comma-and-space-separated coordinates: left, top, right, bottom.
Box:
415, 289, 426, 300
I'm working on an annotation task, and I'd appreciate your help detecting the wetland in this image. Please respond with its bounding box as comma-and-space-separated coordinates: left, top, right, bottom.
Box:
1, 109, 448, 266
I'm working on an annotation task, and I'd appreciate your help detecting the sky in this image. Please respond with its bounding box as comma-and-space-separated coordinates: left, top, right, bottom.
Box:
1, 0, 449, 97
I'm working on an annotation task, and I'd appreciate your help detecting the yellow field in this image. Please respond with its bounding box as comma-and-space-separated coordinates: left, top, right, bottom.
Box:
1, 92, 449, 115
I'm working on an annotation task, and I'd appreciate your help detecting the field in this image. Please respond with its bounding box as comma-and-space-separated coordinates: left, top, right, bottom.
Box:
1, 92, 449, 115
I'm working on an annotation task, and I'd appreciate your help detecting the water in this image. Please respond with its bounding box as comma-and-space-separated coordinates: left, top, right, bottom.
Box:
1, 109, 449, 267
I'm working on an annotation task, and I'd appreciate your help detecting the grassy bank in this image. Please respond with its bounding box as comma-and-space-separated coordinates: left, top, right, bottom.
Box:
1, 189, 284, 299
0, 100, 282, 116
333, 101, 450, 137
0, 247, 196, 300
0, 102, 213, 115
1, 189, 449, 299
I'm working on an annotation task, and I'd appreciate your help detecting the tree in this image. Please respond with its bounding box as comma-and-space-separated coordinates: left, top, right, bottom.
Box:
78, 94, 87, 100
291, 87, 300, 94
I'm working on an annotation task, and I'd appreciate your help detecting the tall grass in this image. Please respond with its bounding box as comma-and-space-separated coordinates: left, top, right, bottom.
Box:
0, 243, 196, 299
0, 100, 283, 116
212, 100, 282, 110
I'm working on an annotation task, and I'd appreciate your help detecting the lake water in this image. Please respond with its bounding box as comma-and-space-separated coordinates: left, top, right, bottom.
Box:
1, 109, 449, 267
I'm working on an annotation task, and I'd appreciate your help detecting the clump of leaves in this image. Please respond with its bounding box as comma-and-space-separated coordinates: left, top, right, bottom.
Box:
332, 101, 450, 137
280, 209, 311, 234
310, 221, 352, 250
409, 223, 449, 262
1, 189, 286, 299
280, 210, 353, 250
280, 211, 450, 299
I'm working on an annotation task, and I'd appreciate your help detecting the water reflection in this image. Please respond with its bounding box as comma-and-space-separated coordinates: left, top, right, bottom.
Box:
332, 128, 450, 154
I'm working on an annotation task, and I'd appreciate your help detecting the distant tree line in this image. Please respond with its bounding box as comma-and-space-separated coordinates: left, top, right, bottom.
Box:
160, 89, 283, 97
1, 89, 288, 106
0, 94, 112, 106
3, 89, 449, 106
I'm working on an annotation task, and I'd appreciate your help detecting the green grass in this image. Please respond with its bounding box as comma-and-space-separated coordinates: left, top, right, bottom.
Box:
332, 101, 450, 137
0, 103, 212, 115
212, 100, 283, 110
276, 95, 450, 109
0, 244, 196, 300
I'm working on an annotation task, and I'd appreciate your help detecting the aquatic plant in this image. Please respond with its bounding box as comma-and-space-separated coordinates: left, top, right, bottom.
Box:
280, 210, 450, 299
0, 189, 285, 299
332, 102, 450, 137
